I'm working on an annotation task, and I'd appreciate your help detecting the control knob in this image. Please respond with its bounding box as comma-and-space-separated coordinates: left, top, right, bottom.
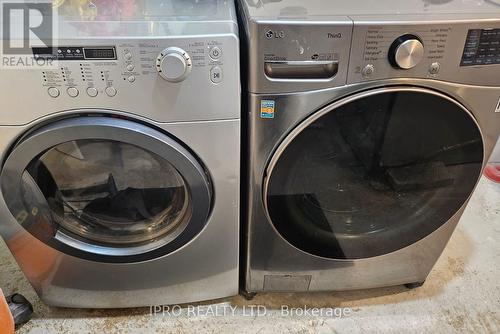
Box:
156, 47, 192, 82
388, 34, 424, 70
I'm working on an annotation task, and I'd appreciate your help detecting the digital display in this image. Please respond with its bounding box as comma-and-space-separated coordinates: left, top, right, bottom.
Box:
461, 29, 500, 66
83, 48, 116, 60
32, 46, 116, 61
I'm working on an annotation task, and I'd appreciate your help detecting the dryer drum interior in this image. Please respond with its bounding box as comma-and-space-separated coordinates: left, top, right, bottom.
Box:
264, 88, 484, 260
0, 116, 213, 263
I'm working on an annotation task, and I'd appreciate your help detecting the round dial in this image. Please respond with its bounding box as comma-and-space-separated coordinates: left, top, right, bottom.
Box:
156, 47, 192, 82
388, 34, 424, 70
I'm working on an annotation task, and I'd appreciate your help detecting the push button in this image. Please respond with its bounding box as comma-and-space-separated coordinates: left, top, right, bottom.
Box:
210, 66, 223, 84
47, 87, 60, 98
429, 62, 440, 75
67, 87, 79, 97
362, 64, 375, 78
127, 75, 136, 83
126, 64, 135, 71
105, 86, 117, 97
209, 46, 222, 60
86, 87, 98, 97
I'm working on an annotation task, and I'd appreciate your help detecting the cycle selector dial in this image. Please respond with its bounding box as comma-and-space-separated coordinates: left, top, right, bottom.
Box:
156, 47, 192, 82
388, 34, 424, 70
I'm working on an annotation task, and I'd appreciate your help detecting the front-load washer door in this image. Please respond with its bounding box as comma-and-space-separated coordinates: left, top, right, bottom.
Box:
1, 116, 212, 263
264, 87, 484, 260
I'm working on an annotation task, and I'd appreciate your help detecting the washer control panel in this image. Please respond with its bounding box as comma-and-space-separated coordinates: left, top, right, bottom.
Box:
388, 34, 425, 70
348, 24, 453, 82
347, 21, 500, 86
248, 18, 500, 93
461, 29, 500, 66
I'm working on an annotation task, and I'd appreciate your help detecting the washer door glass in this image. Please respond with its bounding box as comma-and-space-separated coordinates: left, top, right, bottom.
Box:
1, 117, 212, 262
265, 89, 484, 260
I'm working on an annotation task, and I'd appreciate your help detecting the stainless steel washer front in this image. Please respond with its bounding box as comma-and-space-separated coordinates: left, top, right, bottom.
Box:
238, 0, 500, 293
263, 87, 483, 260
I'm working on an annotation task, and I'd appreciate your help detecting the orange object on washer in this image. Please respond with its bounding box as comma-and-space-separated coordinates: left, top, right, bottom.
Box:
484, 163, 500, 183
0, 289, 14, 334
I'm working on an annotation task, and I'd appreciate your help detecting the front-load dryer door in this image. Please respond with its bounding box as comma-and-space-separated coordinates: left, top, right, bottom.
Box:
264, 87, 484, 260
1, 116, 212, 263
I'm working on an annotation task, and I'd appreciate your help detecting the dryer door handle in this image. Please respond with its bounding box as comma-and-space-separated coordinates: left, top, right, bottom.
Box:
264, 60, 338, 80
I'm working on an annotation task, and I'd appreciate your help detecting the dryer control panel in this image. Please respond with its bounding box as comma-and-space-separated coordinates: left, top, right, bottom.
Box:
34, 40, 227, 99
0, 35, 239, 125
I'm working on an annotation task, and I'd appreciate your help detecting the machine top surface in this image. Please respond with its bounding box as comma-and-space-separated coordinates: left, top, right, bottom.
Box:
18, 0, 238, 38
240, 0, 500, 20
56, 0, 235, 22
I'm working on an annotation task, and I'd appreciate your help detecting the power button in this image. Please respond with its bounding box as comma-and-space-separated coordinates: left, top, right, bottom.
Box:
362, 64, 375, 78
209, 47, 222, 60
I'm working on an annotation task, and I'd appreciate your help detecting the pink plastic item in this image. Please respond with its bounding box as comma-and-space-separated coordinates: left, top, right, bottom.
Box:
484, 163, 500, 183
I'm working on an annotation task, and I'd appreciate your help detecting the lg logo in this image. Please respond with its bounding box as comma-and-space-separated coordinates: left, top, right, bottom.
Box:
265, 30, 285, 39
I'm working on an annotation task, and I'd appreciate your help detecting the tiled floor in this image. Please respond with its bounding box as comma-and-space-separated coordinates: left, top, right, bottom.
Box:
1, 177, 499, 333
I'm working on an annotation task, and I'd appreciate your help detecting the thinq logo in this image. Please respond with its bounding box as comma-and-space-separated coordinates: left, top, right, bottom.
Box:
1, 0, 57, 69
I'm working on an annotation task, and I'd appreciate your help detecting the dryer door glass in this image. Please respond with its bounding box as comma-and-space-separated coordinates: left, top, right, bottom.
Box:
1, 117, 212, 262
265, 89, 484, 260
23, 140, 189, 246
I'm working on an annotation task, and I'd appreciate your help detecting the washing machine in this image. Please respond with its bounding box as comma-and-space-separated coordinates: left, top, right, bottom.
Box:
238, 0, 500, 293
0, 0, 240, 308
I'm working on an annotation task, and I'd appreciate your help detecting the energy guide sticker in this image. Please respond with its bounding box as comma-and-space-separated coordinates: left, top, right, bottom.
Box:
260, 100, 275, 118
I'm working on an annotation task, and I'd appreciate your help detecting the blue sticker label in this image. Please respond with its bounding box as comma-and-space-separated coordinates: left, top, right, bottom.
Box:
260, 100, 275, 119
